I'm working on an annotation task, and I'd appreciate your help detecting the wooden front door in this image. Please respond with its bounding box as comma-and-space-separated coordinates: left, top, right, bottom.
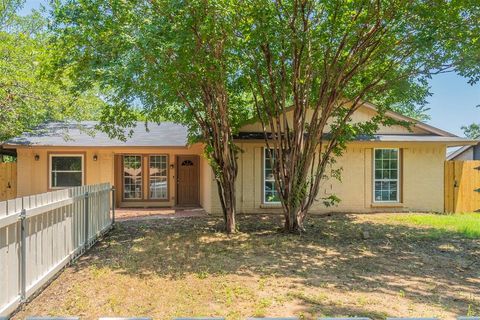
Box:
176, 155, 199, 206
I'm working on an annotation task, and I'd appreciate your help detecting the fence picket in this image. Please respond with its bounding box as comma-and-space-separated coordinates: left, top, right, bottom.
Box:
0, 183, 113, 317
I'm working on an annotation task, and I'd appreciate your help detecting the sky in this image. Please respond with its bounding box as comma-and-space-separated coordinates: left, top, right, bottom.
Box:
19, 0, 480, 137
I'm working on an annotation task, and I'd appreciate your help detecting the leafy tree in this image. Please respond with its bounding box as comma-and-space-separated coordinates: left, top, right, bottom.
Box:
0, 0, 23, 27
240, 0, 480, 232
0, 9, 104, 142
461, 105, 480, 140
49, 0, 251, 233
462, 123, 480, 139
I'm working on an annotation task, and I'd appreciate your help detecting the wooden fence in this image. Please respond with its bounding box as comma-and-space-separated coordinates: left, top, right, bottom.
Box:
0, 183, 114, 317
445, 160, 480, 213
0, 162, 16, 202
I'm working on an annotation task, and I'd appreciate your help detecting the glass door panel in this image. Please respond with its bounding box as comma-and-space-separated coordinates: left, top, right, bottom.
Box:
149, 155, 168, 199
123, 155, 142, 199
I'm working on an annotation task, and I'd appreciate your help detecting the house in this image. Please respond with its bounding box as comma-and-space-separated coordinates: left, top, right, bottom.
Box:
1, 103, 476, 214
446, 142, 480, 160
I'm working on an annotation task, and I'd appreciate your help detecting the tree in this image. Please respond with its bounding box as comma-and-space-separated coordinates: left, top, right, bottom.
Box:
50, 0, 251, 233
0, 0, 23, 27
462, 123, 480, 139
0, 9, 104, 142
240, 0, 480, 232
462, 105, 480, 140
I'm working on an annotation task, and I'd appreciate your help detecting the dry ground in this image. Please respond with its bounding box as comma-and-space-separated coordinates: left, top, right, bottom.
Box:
12, 213, 480, 320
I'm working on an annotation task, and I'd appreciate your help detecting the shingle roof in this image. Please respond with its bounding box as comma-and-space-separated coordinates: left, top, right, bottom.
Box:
234, 132, 477, 147
4, 121, 189, 147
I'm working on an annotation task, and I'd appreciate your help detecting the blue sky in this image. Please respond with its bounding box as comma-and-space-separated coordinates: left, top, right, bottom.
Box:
20, 0, 480, 137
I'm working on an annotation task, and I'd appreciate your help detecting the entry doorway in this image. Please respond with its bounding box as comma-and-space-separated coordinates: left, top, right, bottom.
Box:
176, 155, 200, 206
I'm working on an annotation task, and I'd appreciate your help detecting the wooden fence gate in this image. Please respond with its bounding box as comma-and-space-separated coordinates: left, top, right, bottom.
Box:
0, 162, 16, 201
445, 160, 480, 213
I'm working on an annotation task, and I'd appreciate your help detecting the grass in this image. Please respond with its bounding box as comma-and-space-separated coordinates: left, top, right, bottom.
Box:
391, 213, 480, 239
12, 213, 480, 320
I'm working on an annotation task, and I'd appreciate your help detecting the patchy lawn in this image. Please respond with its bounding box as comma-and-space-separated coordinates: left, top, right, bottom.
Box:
388, 213, 480, 239
12, 213, 480, 320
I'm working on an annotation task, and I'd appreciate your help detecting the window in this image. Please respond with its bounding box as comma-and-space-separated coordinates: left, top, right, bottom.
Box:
263, 148, 280, 204
373, 148, 400, 202
149, 155, 168, 200
123, 155, 143, 199
49, 154, 84, 189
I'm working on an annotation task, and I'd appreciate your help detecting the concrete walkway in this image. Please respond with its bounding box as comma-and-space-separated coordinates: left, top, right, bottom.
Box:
115, 207, 207, 221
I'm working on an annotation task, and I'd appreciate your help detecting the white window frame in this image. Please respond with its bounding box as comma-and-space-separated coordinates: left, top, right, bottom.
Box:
148, 154, 169, 200
373, 148, 400, 203
49, 154, 85, 189
263, 148, 281, 204
122, 154, 143, 200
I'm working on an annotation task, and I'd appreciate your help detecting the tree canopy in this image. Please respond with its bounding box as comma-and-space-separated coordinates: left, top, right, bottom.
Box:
0, 5, 105, 142
462, 123, 480, 139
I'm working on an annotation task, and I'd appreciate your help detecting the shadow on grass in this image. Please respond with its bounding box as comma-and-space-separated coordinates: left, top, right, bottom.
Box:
78, 213, 480, 318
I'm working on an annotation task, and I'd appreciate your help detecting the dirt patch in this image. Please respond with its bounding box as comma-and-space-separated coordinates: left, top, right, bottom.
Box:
11, 213, 480, 320
115, 207, 207, 221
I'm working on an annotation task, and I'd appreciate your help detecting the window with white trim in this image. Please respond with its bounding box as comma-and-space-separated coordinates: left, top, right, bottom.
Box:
149, 155, 168, 200
263, 148, 280, 204
49, 154, 84, 188
373, 148, 400, 202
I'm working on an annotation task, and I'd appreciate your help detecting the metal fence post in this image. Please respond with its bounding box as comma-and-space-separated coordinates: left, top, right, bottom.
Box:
84, 192, 89, 248
111, 186, 116, 225
19, 207, 27, 301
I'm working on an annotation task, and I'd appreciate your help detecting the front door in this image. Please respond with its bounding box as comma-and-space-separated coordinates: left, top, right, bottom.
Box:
176, 155, 199, 206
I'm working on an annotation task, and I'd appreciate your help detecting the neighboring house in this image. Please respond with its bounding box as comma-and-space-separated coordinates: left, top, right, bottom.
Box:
446, 142, 480, 160
1, 103, 476, 214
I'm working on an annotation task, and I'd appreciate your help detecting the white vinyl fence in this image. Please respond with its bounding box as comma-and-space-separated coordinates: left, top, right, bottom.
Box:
0, 183, 114, 317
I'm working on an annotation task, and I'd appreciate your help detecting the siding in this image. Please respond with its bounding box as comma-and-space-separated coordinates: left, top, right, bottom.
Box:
207, 142, 446, 214
15, 145, 207, 208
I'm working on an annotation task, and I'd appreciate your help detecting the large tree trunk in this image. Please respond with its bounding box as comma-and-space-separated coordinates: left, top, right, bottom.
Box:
215, 164, 237, 233
205, 104, 238, 234
284, 208, 306, 233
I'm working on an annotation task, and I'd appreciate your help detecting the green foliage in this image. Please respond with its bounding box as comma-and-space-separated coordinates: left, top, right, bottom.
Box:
49, 0, 253, 139
241, 0, 479, 123
0, 0, 23, 27
0, 10, 105, 142
462, 123, 480, 139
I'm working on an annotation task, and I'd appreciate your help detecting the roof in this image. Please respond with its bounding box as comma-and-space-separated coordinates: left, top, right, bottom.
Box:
447, 145, 472, 160
360, 135, 476, 146
3, 121, 189, 147
1, 103, 472, 149
361, 102, 457, 137
234, 132, 477, 146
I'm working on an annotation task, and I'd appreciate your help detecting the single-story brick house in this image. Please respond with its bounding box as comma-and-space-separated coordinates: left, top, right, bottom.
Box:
1, 103, 476, 214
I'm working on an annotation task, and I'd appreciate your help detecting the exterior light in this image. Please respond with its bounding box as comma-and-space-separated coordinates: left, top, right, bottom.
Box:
34, 154, 40, 161
93, 154, 98, 161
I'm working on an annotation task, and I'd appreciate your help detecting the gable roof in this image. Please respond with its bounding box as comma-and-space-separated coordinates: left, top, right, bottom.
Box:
361, 102, 457, 137
2, 103, 475, 149
447, 145, 473, 160
3, 121, 189, 147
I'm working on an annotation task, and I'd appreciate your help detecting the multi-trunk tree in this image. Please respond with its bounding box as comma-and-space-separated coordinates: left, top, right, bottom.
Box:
241, 0, 480, 232
50, 0, 250, 233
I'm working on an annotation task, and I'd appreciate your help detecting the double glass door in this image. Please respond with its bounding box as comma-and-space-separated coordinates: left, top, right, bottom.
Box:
122, 155, 168, 201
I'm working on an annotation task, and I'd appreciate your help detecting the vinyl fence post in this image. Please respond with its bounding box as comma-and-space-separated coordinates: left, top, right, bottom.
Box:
84, 192, 89, 248
111, 186, 116, 226
19, 207, 27, 301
